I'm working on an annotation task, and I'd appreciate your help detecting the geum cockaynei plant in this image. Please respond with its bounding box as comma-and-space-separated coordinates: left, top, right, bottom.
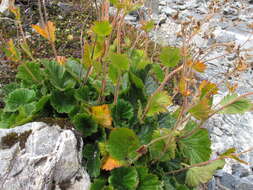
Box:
1, 0, 253, 189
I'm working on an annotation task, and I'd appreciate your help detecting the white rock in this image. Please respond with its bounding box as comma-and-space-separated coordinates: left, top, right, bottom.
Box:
0, 122, 90, 190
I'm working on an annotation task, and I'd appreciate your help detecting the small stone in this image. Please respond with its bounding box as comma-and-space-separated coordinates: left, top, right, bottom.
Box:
220, 173, 240, 189
235, 176, 253, 190
212, 127, 223, 136
162, 7, 177, 17
232, 164, 251, 178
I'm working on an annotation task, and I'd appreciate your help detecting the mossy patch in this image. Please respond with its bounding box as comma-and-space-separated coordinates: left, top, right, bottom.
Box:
1, 130, 32, 149
36, 117, 74, 130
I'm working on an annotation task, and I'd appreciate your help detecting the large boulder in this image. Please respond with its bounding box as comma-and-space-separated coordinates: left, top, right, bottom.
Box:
0, 0, 13, 13
0, 122, 90, 190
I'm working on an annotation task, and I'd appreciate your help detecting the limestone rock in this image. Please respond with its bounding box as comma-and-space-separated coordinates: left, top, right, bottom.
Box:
0, 122, 90, 190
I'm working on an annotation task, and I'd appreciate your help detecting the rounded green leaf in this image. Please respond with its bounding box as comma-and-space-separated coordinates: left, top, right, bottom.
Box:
179, 122, 211, 164
149, 128, 176, 162
107, 128, 140, 162
111, 99, 134, 128
92, 21, 112, 37
110, 53, 130, 72
4, 88, 36, 112
136, 167, 162, 190
147, 91, 172, 117
91, 179, 107, 190
109, 167, 138, 190
16, 62, 44, 85
72, 113, 98, 137
43, 60, 76, 91
160, 47, 181, 68
186, 159, 225, 187
50, 90, 76, 113
83, 144, 101, 177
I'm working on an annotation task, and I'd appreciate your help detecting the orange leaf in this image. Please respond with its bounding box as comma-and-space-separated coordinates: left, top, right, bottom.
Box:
226, 82, 238, 93
91, 104, 112, 127
192, 61, 206, 72
32, 21, 56, 42
56, 56, 66, 65
102, 157, 122, 171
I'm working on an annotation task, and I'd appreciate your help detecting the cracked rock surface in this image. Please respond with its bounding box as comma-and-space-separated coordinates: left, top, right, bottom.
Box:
0, 122, 90, 190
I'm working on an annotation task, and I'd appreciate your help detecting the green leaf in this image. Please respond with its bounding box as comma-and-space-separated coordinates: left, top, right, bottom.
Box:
109, 167, 138, 190
129, 71, 144, 89
107, 128, 140, 162
160, 47, 181, 68
92, 21, 112, 37
83, 144, 101, 177
65, 59, 86, 82
34, 95, 50, 113
152, 64, 164, 82
50, 90, 76, 113
14, 102, 36, 126
136, 167, 162, 190
185, 160, 225, 187
110, 53, 130, 72
158, 113, 177, 129
111, 99, 134, 128
109, 64, 120, 84
4, 88, 36, 112
74, 86, 90, 102
142, 21, 155, 32
1, 83, 20, 96
145, 76, 159, 96
0, 112, 18, 128
72, 113, 98, 137
74, 85, 99, 102
149, 128, 176, 162
43, 60, 76, 91
179, 124, 211, 164
138, 119, 157, 144
219, 94, 252, 114
16, 62, 44, 85
147, 91, 172, 117
129, 49, 150, 71
91, 179, 107, 190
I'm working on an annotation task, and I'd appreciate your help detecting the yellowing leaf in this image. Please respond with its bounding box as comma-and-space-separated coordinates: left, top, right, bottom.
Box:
186, 160, 225, 187
5, 39, 21, 62
82, 42, 92, 68
199, 80, 218, 99
32, 21, 56, 42
102, 157, 122, 171
192, 61, 206, 72
147, 91, 172, 117
179, 78, 191, 96
189, 98, 212, 120
91, 104, 112, 127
